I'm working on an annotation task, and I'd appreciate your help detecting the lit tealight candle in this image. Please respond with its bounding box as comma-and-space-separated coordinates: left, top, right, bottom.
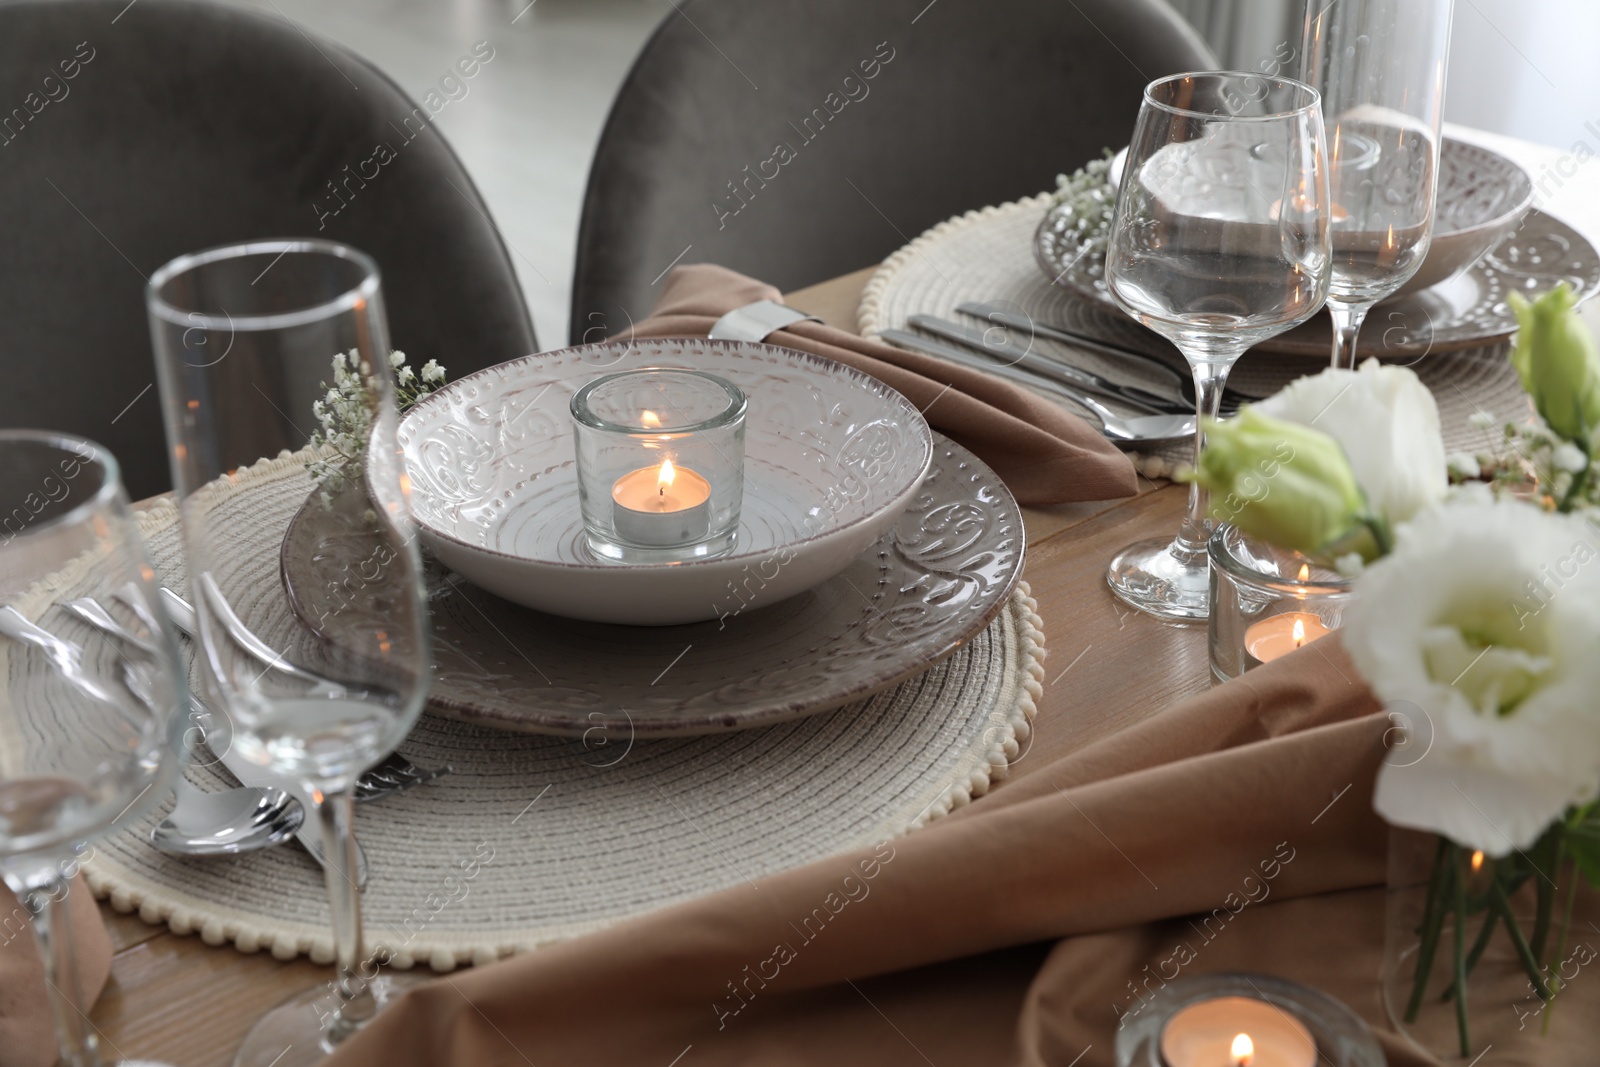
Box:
611, 457, 712, 547
1159, 996, 1316, 1067
1243, 612, 1330, 667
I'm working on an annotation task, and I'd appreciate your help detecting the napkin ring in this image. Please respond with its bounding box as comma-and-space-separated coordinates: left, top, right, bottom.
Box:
707, 299, 820, 342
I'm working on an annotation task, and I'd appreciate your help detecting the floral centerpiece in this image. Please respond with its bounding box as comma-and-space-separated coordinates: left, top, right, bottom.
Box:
1189, 284, 1600, 1057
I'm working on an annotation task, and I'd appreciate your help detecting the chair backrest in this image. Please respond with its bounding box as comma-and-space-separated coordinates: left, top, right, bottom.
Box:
0, 0, 536, 498
570, 0, 1216, 344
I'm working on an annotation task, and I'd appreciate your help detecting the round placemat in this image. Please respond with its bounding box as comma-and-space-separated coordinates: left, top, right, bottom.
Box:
41, 486, 1043, 971
859, 195, 1537, 476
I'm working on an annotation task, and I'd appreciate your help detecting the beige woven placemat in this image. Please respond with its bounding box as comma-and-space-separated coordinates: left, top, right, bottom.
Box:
859, 195, 1533, 476
28, 458, 1044, 972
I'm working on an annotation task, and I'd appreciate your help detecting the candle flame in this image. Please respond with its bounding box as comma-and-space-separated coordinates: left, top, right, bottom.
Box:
641, 410, 661, 429
1472, 850, 1485, 872
1292, 618, 1306, 647
658, 457, 676, 494
1297, 563, 1310, 582
1232, 1032, 1254, 1067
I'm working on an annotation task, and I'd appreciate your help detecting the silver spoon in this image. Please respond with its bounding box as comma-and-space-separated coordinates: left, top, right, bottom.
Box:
114, 658, 307, 858
152, 777, 305, 856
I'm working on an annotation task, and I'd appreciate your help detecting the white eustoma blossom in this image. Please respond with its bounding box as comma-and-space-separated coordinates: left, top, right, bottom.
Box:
1257, 359, 1448, 524
1344, 501, 1600, 855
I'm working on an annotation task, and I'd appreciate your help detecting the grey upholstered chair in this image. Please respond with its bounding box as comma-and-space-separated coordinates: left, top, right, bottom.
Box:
570, 0, 1216, 343
0, 0, 536, 498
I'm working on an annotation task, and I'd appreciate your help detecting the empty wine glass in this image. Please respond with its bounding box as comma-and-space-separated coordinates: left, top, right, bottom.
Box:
147, 241, 431, 1067
1104, 72, 1332, 620
1301, 0, 1454, 368
0, 430, 187, 1067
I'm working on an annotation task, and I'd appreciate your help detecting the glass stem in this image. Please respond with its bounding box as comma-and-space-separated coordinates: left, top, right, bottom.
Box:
1172, 355, 1237, 565
316, 787, 377, 1045
19, 874, 103, 1067
1326, 298, 1370, 370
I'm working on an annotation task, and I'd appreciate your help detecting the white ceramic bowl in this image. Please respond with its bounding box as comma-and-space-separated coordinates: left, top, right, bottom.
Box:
398, 339, 933, 625
1103, 137, 1534, 299
1396, 139, 1535, 296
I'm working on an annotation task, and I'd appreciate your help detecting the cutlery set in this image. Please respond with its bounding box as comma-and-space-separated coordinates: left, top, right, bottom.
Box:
881, 304, 1265, 443
2, 586, 450, 887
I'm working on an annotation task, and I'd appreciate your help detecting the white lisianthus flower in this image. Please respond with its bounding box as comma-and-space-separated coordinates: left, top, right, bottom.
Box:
1448, 481, 1496, 507
1344, 501, 1600, 855
1334, 552, 1365, 577
1257, 359, 1448, 525
1553, 442, 1587, 473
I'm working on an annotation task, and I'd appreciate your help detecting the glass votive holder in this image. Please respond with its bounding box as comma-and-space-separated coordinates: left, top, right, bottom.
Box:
1114, 973, 1384, 1067
1208, 523, 1355, 683
571, 367, 746, 564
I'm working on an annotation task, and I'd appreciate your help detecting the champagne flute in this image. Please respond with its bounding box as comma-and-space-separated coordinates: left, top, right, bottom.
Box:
0, 430, 188, 1067
147, 241, 431, 1067
1104, 72, 1332, 620
1301, 0, 1454, 368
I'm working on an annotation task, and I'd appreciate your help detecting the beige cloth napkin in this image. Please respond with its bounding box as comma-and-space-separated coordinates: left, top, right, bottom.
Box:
616, 265, 1139, 506
0, 878, 112, 1067
324, 638, 1589, 1067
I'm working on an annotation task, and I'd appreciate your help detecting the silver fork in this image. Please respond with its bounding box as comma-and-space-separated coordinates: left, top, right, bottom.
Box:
77, 591, 450, 801
0, 605, 306, 858
147, 584, 453, 795
68, 595, 373, 885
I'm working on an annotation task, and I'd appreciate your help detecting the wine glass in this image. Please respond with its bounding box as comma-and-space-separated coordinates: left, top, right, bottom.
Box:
0, 430, 187, 1067
1301, 0, 1454, 368
146, 241, 431, 1067
1104, 72, 1332, 620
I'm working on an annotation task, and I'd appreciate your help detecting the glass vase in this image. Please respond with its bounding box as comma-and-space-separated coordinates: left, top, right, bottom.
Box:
1382, 826, 1600, 1062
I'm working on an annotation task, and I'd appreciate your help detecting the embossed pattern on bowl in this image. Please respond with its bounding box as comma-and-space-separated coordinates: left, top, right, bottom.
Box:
396, 339, 933, 625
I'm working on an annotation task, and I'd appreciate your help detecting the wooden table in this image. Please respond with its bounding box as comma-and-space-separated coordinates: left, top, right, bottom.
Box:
76, 123, 1600, 1063
82, 266, 1207, 1065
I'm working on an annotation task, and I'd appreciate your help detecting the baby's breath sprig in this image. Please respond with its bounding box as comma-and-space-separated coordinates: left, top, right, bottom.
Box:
306, 349, 446, 504
1447, 411, 1600, 513
1048, 149, 1118, 262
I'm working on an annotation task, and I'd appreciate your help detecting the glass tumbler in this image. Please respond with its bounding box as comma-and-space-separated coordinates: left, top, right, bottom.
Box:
571, 367, 746, 563
1208, 523, 1354, 682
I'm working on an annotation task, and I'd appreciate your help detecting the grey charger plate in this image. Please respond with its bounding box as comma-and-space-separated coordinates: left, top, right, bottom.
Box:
281, 435, 1023, 737
1036, 206, 1600, 360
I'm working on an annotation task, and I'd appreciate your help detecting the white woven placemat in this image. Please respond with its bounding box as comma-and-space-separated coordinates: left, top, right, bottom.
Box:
32, 457, 1044, 971
859, 195, 1533, 476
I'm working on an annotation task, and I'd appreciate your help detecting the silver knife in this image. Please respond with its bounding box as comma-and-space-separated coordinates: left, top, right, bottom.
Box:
155, 589, 369, 888
954, 303, 1267, 403
954, 302, 1189, 391
883, 328, 1111, 413
907, 314, 1184, 414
